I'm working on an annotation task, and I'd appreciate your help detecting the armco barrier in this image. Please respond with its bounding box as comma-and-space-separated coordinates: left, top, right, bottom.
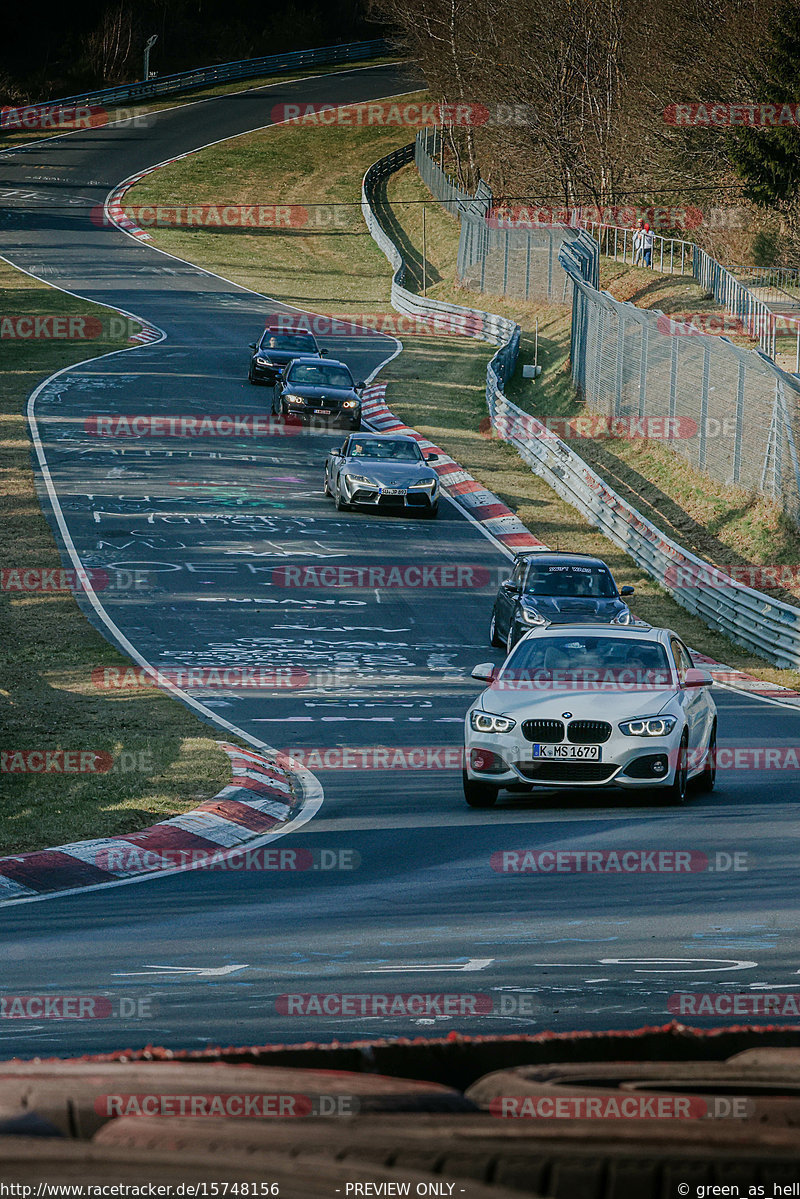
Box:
364, 147, 800, 669
361, 144, 520, 387
487, 392, 800, 669
25, 40, 390, 112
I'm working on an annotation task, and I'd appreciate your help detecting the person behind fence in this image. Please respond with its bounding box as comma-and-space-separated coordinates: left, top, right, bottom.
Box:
632, 220, 644, 265
641, 222, 654, 268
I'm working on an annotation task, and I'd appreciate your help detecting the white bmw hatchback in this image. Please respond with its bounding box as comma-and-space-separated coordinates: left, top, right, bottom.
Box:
463, 625, 717, 807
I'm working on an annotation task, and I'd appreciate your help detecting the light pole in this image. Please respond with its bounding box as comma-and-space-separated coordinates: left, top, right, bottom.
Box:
143, 35, 158, 81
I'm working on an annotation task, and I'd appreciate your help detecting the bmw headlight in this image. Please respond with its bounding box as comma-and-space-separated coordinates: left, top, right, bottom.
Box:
409, 477, 438, 489
347, 473, 377, 487
518, 607, 548, 626
611, 608, 633, 625
619, 715, 677, 737
284, 394, 305, 405
255, 357, 269, 366
342, 400, 360, 409
470, 710, 516, 734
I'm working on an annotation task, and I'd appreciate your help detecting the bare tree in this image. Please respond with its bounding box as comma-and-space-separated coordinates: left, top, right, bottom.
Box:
85, 3, 140, 85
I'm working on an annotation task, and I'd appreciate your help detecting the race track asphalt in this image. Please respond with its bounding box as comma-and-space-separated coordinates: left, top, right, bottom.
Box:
1, 64, 799, 1057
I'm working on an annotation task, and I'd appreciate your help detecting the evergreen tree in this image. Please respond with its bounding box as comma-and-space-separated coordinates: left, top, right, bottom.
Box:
727, 2, 800, 210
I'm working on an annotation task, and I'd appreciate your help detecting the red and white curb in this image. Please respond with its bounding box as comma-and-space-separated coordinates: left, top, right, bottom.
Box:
102, 171, 175, 345
688, 652, 800, 705
362, 385, 800, 709
105, 171, 154, 242
0, 743, 299, 902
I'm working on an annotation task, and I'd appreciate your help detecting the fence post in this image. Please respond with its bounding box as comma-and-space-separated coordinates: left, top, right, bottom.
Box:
699, 343, 710, 470
525, 231, 532, 301
502, 229, 510, 296
638, 315, 649, 420
733, 359, 745, 485
547, 229, 554, 300
615, 313, 626, 422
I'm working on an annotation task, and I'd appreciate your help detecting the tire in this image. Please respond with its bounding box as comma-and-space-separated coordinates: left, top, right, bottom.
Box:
324, 466, 332, 497
463, 768, 498, 808
248, 369, 256, 385
696, 722, 717, 793
490, 611, 504, 648
664, 731, 689, 805
506, 622, 516, 655
419, 503, 439, 520
351, 417, 362, 431
335, 481, 350, 511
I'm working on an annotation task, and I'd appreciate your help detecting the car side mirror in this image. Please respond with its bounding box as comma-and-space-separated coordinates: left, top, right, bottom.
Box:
426, 453, 439, 461
620, 585, 635, 596
356, 381, 366, 390
471, 662, 497, 682
329, 448, 341, 456
319, 349, 327, 357
249, 343, 256, 349
683, 668, 713, 688
501, 579, 519, 594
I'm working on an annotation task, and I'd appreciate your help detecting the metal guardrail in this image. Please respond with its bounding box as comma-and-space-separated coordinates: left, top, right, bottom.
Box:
363, 143, 800, 668
693, 246, 782, 360
579, 219, 800, 366
579, 220, 694, 277
29, 39, 390, 111
726, 265, 800, 297
361, 144, 520, 388
486, 392, 800, 669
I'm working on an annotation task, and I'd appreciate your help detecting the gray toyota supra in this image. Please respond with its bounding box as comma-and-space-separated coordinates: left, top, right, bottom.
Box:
324, 432, 440, 517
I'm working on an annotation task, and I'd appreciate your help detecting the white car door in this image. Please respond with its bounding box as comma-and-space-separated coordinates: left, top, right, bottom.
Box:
671, 637, 710, 766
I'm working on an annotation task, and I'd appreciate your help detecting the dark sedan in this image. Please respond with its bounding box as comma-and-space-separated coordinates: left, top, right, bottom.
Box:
490, 552, 635, 652
248, 327, 324, 386
277, 358, 364, 429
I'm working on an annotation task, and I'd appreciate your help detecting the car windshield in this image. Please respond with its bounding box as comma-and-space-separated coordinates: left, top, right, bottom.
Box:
287, 362, 352, 387
260, 332, 317, 352
348, 439, 423, 462
501, 634, 671, 685
524, 563, 617, 598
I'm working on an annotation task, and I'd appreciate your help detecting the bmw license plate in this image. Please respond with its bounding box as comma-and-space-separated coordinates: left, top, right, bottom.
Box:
533, 744, 601, 760
313, 408, 328, 415
381, 488, 406, 495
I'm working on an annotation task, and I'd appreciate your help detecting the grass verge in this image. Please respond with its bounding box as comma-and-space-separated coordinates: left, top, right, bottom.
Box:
123, 98, 800, 690
0, 261, 232, 854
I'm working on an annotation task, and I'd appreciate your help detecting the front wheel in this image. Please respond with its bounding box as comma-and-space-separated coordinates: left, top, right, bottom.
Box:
335, 482, 350, 511
419, 503, 439, 520
506, 623, 517, 655
490, 611, 504, 648
324, 466, 332, 497
664, 732, 689, 805
463, 768, 498, 808
696, 722, 717, 793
